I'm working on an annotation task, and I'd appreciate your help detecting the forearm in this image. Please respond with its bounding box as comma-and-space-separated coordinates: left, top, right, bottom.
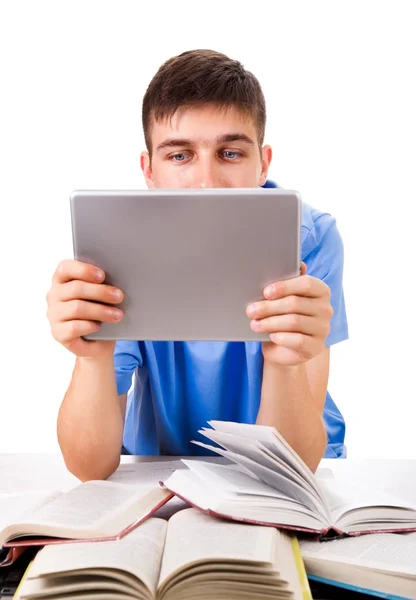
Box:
257, 361, 327, 472
57, 355, 124, 481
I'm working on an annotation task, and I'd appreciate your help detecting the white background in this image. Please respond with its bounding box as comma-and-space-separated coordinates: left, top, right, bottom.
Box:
1, 1, 415, 457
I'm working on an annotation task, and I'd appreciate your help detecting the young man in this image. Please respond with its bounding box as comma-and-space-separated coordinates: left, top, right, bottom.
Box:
46, 49, 348, 481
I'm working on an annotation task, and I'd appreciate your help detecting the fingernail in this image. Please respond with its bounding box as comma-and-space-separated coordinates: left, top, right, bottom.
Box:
113, 309, 123, 320
113, 288, 123, 300
95, 269, 104, 281
246, 304, 256, 317
264, 285, 274, 297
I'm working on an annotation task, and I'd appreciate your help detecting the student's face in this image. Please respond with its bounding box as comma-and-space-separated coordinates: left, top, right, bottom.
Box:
141, 104, 272, 189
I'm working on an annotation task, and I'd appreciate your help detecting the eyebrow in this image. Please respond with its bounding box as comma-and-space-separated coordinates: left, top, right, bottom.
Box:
155, 132, 256, 152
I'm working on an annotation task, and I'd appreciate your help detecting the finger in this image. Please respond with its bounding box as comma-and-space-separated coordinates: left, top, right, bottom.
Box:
250, 314, 320, 336
53, 260, 105, 285
268, 331, 317, 359
300, 261, 307, 276
51, 320, 102, 344
263, 275, 328, 301
246, 296, 317, 319
57, 280, 123, 304
55, 300, 123, 324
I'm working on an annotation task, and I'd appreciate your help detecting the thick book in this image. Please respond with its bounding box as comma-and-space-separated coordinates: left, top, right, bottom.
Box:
14, 507, 312, 600
161, 421, 416, 539
301, 531, 416, 599
0, 481, 172, 548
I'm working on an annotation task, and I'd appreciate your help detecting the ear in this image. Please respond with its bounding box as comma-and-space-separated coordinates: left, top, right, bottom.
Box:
140, 151, 155, 188
259, 144, 272, 187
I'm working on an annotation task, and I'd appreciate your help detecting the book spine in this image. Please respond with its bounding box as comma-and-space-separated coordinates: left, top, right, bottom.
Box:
318, 528, 346, 542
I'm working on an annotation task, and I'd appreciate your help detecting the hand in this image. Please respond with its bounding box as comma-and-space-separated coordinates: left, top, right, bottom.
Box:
46, 260, 124, 358
246, 263, 333, 366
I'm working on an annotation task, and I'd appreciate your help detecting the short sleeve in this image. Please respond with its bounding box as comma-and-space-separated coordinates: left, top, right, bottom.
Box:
113, 341, 143, 395
302, 215, 349, 347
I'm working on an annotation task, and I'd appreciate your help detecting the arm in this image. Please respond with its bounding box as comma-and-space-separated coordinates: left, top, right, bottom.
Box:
257, 350, 329, 472
46, 259, 128, 481
247, 214, 348, 471
57, 357, 127, 481
247, 263, 333, 472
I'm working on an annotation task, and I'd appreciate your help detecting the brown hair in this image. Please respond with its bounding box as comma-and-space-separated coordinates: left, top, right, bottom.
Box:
142, 49, 266, 156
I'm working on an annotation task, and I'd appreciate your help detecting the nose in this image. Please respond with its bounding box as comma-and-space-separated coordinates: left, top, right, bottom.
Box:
193, 156, 219, 188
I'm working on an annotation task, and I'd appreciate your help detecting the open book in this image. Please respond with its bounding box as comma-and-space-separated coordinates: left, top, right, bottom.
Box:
15, 507, 311, 600
301, 532, 416, 599
0, 481, 171, 549
161, 421, 416, 539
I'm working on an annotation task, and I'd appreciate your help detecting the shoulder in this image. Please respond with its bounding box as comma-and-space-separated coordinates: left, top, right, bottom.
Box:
301, 202, 344, 262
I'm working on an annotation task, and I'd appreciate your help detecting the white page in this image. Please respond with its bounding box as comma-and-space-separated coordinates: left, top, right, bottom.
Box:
15, 573, 136, 599
181, 459, 307, 503
108, 457, 227, 487
301, 532, 416, 576
108, 460, 187, 486
14, 481, 168, 533
324, 459, 416, 508
158, 508, 277, 587
24, 518, 167, 596
0, 492, 60, 536
199, 429, 317, 495
165, 467, 327, 532
207, 421, 316, 489
192, 440, 327, 519
318, 478, 416, 525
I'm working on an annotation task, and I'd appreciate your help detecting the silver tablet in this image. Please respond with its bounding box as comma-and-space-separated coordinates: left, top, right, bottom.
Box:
70, 188, 301, 341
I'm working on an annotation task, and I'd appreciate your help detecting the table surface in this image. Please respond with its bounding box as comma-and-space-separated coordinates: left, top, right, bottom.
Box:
1, 453, 415, 494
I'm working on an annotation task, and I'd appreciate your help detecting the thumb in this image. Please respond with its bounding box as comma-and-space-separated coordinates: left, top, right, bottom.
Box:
300, 261, 307, 276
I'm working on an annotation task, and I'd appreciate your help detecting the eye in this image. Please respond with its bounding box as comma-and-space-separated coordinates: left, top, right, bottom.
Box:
169, 152, 190, 162
221, 150, 243, 160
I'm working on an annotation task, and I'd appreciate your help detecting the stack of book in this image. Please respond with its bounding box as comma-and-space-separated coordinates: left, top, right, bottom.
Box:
2, 421, 416, 599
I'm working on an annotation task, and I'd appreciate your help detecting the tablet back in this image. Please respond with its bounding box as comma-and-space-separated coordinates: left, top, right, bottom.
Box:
70, 188, 301, 341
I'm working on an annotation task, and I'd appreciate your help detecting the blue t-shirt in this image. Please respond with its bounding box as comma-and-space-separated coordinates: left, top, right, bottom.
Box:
114, 199, 349, 458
